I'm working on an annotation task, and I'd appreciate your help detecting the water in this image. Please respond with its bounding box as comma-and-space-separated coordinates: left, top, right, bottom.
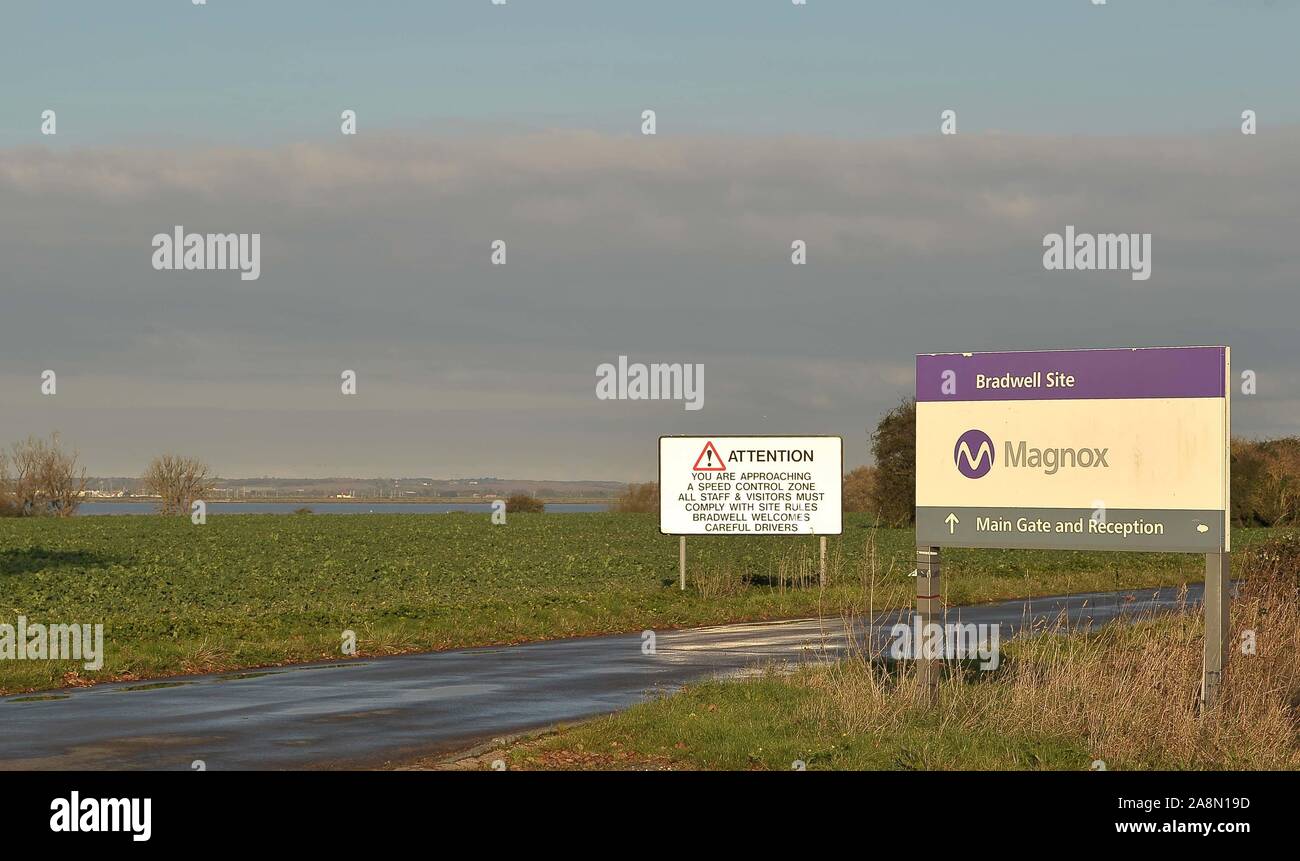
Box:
77, 502, 610, 516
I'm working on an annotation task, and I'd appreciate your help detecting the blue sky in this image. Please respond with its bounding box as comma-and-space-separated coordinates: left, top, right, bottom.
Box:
4, 1, 1298, 147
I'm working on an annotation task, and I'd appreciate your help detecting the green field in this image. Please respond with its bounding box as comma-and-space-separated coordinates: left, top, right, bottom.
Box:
0, 513, 1272, 694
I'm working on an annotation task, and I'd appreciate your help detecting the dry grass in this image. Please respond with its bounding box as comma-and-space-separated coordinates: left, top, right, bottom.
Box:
689, 563, 750, 599
181, 640, 234, 674
362, 628, 423, 655
691, 541, 849, 598
801, 535, 1300, 769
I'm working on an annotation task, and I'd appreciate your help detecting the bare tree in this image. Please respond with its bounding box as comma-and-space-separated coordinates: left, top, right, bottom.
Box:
38, 433, 88, 516
0, 433, 87, 516
141, 454, 214, 515
0, 439, 39, 515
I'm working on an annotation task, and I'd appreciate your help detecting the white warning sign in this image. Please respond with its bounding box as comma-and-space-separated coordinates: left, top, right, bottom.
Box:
658, 436, 843, 535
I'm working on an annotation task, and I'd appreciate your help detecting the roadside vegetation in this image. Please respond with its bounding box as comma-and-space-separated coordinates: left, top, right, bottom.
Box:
612, 482, 658, 513
0, 514, 1275, 695
499, 532, 1300, 771
1232, 437, 1300, 526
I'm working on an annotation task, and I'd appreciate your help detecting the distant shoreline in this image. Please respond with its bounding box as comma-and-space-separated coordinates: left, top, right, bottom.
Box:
87, 496, 614, 506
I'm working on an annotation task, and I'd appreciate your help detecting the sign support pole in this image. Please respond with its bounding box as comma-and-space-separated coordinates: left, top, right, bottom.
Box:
819, 536, 826, 586
1201, 550, 1230, 710
679, 536, 686, 592
916, 545, 941, 707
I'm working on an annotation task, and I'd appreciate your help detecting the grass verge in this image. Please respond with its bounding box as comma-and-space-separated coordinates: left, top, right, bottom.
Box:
496, 535, 1300, 771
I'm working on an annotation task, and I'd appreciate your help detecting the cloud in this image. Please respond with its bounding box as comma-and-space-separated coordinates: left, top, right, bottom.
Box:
1, 129, 1297, 476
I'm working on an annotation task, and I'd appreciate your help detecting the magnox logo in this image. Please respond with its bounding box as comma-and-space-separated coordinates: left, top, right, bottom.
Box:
954, 429, 994, 479
955, 431, 1111, 478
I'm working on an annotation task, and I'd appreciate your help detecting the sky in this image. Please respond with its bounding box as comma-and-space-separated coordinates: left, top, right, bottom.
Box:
1, 1, 1298, 479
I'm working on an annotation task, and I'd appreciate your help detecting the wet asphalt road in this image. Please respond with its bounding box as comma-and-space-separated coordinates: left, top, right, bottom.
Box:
0, 583, 1204, 770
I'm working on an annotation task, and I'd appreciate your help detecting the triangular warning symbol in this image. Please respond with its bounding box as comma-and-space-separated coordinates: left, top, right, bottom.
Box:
693, 441, 726, 471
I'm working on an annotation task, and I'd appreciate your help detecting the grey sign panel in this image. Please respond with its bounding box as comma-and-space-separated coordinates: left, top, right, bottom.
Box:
915, 506, 1226, 553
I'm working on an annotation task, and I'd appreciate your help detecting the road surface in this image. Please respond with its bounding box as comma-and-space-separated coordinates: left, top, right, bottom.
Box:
0, 584, 1206, 769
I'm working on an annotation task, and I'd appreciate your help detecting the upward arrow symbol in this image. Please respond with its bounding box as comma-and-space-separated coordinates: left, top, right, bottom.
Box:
945, 513, 959, 534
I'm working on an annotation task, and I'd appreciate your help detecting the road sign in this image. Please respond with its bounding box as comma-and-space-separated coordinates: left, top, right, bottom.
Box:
659, 436, 842, 535
915, 346, 1229, 552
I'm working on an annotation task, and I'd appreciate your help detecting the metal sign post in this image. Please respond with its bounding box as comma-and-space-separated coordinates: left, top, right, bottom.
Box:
819, 536, 827, 586
915, 546, 941, 706
1201, 550, 1230, 709
679, 536, 686, 592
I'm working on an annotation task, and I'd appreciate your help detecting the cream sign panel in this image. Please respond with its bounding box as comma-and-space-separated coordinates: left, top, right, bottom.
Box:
915, 347, 1229, 552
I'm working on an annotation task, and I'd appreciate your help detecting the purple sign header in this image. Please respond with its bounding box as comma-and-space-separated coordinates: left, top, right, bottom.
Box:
916, 346, 1226, 402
